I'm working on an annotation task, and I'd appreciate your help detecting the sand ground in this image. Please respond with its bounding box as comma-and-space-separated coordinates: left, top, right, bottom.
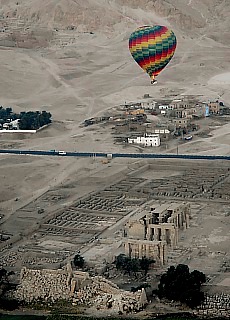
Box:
0, 3, 230, 304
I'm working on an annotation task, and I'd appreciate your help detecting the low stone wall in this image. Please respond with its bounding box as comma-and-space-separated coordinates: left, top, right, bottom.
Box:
14, 267, 71, 302
194, 293, 230, 318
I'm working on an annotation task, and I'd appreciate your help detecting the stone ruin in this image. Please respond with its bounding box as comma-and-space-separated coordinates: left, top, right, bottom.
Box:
194, 293, 230, 318
124, 201, 190, 266
13, 262, 148, 314
74, 276, 147, 314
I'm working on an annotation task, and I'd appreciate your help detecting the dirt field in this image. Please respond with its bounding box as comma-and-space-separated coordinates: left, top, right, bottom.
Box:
0, 0, 229, 301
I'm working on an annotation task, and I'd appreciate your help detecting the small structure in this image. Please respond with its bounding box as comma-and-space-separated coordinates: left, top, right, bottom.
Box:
174, 107, 197, 119
205, 105, 210, 117
125, 109, 145, 116
141, 100, 156, 110
208, 101, 220, 114
173, 118, 189, 129
169, 99, 190, 109
128, 133, 160, 147
159, 105, 170, 110
10, 119, 20, 129
1, 119, 20, 130
153, 128, 170, 135
158, 105, 172, 116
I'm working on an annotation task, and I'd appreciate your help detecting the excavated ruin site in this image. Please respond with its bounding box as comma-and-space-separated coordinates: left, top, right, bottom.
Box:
0, 158, 229, 295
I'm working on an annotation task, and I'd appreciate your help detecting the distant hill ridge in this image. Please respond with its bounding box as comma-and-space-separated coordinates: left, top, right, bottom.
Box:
0, 0, 229, 43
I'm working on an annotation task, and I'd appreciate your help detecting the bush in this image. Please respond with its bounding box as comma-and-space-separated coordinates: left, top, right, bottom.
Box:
73, 254, 85, 269
114, 254, 155, 277
157, 264, 206, 308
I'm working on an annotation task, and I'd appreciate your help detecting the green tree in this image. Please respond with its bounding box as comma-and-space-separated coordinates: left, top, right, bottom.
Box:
140, 256, 155, 276
126, 257, 140, 277
0, 268, 18, 310
114, 254, 127, 270
5, 107, 12, 117
40, 110, 52, 126
157, 264, 206, 308
73, 254, 85, 268
114, 254, 155, 277
0, 107, 52, 129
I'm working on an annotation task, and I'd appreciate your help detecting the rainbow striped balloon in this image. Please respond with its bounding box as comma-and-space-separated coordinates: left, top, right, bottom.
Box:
129, 25, 177, 82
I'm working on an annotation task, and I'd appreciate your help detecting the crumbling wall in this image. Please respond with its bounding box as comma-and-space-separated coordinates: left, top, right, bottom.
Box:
14, 266, 71, 302
194, 293, 230, 318
74, 276, 147, 313
13, 266, 148, 314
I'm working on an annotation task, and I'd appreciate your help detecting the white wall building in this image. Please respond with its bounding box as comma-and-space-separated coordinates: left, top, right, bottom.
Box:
153, 129, 170, 134
10, 119, 20, 129
141, 101, 156, 110
158, 105, 173, 116
1, 119, 20, 130
128, 134, 160, 147
158, 105, 171, 110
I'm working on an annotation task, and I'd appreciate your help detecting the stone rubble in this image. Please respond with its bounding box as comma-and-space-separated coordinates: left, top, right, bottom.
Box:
194, 293, 230, 318
12, 265, 147, 314
74, 276, 147, 313
14, 267, 71, 303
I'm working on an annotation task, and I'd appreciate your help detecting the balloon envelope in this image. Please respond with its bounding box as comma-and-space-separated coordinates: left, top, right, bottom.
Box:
129, 25, 177, 81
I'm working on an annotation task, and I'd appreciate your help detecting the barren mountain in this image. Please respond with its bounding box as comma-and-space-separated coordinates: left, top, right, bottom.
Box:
0, 0, 229, 131
0, 0, 230, 38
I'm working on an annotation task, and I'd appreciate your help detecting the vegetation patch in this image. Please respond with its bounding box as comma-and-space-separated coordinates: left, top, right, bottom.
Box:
156, 264, 206, 309
0, 106, 52, 130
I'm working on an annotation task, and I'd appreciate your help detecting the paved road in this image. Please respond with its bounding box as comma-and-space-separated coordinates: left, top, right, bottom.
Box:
0, 149, 230, 161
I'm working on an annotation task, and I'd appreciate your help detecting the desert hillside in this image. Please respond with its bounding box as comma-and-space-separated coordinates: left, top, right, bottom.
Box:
0, 0, 230, 37
0, 0, 230, 217
0, 0, 229, 145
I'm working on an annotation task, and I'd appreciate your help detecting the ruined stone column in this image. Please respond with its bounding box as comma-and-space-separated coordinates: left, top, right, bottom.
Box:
177, 214, 180, 228
146, 243, 150, 258
139, 243, 143, 258
146, 226, 150, 240
185, 211, 190, 228
161, 227, 166, 242
174, 227, 179, 247
124, 242, 129, 257
159, 243, 164, 266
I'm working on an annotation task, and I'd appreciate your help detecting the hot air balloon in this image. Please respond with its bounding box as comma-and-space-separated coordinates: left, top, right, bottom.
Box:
129, 25, 177, 84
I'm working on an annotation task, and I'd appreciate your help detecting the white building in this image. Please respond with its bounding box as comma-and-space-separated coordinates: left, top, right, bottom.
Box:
1, 119, 20, 130
141, 100, 156, 110
153, 129, 170, 134
10, 119, 20, 129
158, 105, 170, 110
158, 105, 173, 116
128, 134, 160, 147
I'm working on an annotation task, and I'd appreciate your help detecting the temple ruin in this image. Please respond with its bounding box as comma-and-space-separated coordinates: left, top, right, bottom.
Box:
124, 202, 190, 265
